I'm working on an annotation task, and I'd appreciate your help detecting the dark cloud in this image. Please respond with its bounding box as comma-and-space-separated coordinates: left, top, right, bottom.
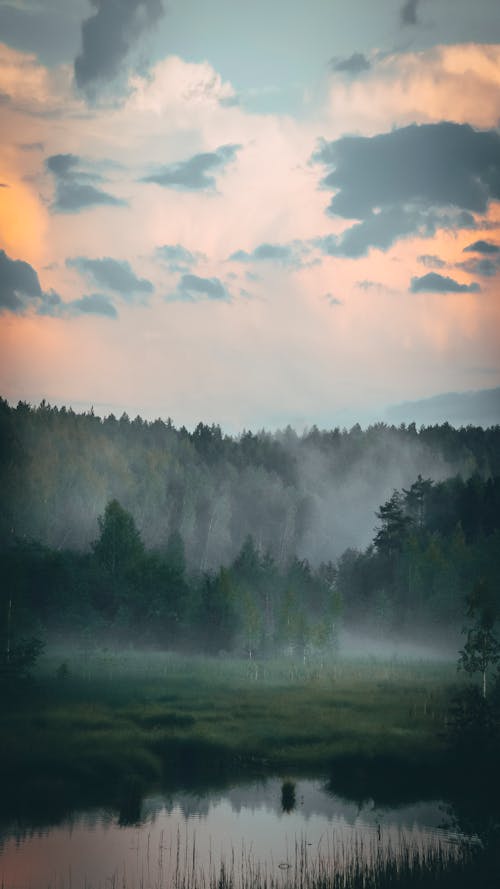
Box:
457, 257, 499, 277
46, 153, 80, 176
0, 4, 78, 66
463, 239, 500, 255
410, 272, 481, 293
330, 53, 371, 76
418, 254, 446, 269
229, 240, 313, 268
155, 244, 205, 273
315, 208, 475, 259
230, 243, 293, 263
67, 256, 153, 296
70, 293, 118, 318
75, 0, 164, 95
0, 183, 8, 188
35, 288, 119, 319
36, 289, 65, 317
315, 123, 500, 218
0, 249, 119, 319
400, 0, 421, 25
313, 122, 500, 254
53, 181, 124, 213
0, 249, 42, 312
143, 144, 241, 191
46, 153, 125, 213
168, 274, 230, 303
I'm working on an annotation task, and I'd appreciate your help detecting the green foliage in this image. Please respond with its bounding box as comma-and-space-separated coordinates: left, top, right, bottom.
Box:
374, 491, 413, 557
198, 567, 239, 653
0, 635, 44, 688
93, 498, 145, 579
458, 580, 500, 697
1, 395, 500, 650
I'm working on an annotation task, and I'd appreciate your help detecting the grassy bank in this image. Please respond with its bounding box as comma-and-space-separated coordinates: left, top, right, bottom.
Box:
0, 649, 461, 820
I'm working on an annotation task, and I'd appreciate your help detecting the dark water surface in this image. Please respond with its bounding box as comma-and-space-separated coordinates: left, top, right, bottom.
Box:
0, 778, 460, 889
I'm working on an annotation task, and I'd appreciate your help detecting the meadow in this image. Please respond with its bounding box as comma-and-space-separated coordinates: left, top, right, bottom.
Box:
3, 649, 500, 888
0, 649, 461, 821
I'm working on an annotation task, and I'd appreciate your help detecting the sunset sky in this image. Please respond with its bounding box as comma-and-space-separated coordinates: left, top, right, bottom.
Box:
0, 0, 499, 431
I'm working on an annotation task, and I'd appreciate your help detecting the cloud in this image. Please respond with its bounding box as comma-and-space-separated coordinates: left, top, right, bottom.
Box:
46, 153, 125, 213
324, 44, 500, 134
75, 0, 164, 95
324, 293, 342, 306
35, 288, 66, 316
315, 207, 476, 259
142, 144, 241, 190
228, 240, 313, 268
168, 273, 230, 303
70, 293, 118, 318
313, 122, 500, 254
0, 43, 77, 116
0, 4, 78, 66
46, 153, 80, 177
400, 0, 421, 25
330, 53, 371, 76
456, 258, 499, 277
418, 254, 446, 269
315, 123, 500, 218
463, 239, 500, 255
0, 249, 115, 318
0, 248, 42, 312
67, 256, 153, 296
410, 272, 481, 294
127, 55, 237, 113
155, 243, 205, 273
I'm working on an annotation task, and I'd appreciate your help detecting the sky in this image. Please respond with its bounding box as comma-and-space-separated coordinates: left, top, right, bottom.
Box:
0, 0, 499, 431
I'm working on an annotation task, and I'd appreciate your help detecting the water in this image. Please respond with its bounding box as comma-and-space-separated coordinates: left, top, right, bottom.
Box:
0, 778, 459, 889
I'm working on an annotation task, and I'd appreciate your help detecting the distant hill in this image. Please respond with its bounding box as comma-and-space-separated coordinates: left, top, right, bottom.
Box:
384, 387, 500, 429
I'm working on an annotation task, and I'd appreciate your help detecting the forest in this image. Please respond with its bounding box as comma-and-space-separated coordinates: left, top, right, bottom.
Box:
1, 397, 499, 658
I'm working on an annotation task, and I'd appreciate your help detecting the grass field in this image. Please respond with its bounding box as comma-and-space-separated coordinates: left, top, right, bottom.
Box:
3, 650, 499, 887
0, 648, 463, 821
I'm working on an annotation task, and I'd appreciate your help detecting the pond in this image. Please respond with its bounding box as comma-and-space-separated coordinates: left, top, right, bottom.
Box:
0, 777, 461, 889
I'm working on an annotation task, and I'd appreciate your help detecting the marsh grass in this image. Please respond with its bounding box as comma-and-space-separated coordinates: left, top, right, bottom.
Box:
0, 650, 461, 822
19, 830, 495, 889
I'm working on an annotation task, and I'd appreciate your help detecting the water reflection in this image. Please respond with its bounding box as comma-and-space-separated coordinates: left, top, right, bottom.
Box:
0, 778, 458, 889
281, 780, 296, 813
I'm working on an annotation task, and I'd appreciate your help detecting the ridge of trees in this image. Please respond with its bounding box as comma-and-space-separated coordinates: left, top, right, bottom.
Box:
1, 472, 499, 661
1, 396, 499, 568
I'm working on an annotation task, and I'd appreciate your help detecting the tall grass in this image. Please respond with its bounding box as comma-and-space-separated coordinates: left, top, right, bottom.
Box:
0, 648, 462, 825
33, 831, 492, 889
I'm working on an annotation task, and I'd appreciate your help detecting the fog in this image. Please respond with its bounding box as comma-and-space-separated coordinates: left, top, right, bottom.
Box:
2, 400, 482, 569
338, 630, 458, 662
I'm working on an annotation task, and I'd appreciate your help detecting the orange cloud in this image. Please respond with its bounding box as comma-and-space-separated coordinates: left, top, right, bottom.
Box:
0, 43, 75, 113
326, 44, 500, 134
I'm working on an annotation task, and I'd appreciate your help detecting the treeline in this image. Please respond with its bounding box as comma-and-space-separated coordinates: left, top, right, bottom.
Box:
2, 475, 500, 658
1, 397, 500, 568
1, 398, 500, 657
338, 474, 500, 632
1, 501, 339, 656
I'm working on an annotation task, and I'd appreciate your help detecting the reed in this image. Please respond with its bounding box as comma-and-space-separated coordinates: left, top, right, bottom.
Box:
42, 830, 492, 889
